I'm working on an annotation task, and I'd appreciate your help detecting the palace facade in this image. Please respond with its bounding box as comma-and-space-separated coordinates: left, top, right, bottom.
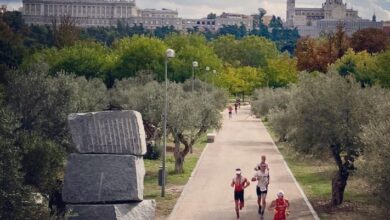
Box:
287, 0, 383, 37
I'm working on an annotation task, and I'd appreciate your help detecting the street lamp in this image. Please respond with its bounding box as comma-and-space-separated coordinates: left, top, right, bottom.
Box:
212, 69, 217, 86
192, 61, 198, 92
205, 66, 210, 83
162, 48, 175, 197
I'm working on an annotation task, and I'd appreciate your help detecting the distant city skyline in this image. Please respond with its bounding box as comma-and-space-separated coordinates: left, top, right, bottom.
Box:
2, 0, 389, 21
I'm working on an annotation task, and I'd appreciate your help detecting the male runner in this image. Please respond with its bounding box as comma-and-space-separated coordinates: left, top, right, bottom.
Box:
252, 163, 270, 218
255, 155, 269, 171
269, 191, 290, 220
231, 168, 250, 220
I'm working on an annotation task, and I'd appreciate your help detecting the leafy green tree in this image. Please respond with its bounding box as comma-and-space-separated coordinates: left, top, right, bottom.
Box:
217, 24, 247, 39
154, 26, 178, 39
112, 36, 168, 80
268, 16, 283, 29
28, 42, 111, 80
265, 54, 298, 87
330, 49, 377, 86
237, 35, 278, 67
374, 50, 390, 88
165, 34, 223, 82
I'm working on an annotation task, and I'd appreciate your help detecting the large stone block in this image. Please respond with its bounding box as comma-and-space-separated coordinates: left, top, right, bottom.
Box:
68, 111, 146, 155
63, 154, 145, 203
66, 200, 156, 220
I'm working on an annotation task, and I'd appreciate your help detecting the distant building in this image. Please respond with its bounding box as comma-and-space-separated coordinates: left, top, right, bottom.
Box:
22, 0, 183, 29
286, 0, 383, 37
183, 12, 253, 32
383, 21, 390, 35
1, 5, 7, 14
21, 0, 254, 31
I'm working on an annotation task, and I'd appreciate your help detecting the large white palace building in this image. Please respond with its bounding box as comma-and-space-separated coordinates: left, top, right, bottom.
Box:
21, 0, 253, 31
287, 0, 383, 36
21, 0, 382, 35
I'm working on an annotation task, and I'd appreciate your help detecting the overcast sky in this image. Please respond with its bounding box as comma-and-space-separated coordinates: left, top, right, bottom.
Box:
2, 0, 389, 21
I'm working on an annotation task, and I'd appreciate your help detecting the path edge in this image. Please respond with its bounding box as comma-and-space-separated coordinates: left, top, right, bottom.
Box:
167, 141, 211, 220
261, 119, 321, 220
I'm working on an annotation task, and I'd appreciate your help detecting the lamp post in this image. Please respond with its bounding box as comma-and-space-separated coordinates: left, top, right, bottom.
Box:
162, 48, 175, 197
212, 69, 217, 86
192, 61, 198, 92
205, 66, 210, 83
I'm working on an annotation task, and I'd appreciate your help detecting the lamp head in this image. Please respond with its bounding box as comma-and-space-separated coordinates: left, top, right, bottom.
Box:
206, 66, 210, 71
192, 61, 198, 68
213, 70, 217, 74
166, 49, 175, 59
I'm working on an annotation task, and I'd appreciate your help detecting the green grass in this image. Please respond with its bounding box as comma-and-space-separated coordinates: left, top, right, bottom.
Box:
144, 135, 208, 219
264, 122, 378, 220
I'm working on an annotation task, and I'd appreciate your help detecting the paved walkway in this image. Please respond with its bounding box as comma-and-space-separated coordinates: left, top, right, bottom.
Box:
169, 105, 319, 220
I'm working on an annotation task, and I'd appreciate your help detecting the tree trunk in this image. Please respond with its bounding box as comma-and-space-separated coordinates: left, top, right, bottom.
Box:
330, 144, 351, 206
331, 171, 348, 206
173, 135, 184, 173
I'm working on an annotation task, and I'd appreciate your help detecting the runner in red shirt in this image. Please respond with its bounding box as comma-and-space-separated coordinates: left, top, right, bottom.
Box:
231, 168, 250, 220
269, 191, 290, 220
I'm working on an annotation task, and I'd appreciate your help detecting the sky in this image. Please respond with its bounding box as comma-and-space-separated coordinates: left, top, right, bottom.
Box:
2, 0, 389, 21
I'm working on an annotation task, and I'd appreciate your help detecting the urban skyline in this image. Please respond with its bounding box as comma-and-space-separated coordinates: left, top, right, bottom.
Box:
3, 0, 390, 21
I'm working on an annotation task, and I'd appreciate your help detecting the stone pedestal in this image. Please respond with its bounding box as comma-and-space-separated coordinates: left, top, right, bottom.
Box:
66, 200, 156, 220
63, 154, 145, 203
68, 111, 146, 155
63, 110, 155, 219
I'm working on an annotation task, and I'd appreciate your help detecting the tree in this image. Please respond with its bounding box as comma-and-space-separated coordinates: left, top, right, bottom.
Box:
29, 41, 111, 81
217, 24, 247, 39
295, 37, 329, 72
207, 13, 217, 19
351, 28, 389, 54
265, 54, 298, 87
110, 78, 226, 173
374, 50, 390, 88
360, 89, 390, 215
52, 15, 80, 48
154, 26, 178, 39
165, 34, 223, 82
112, 36, 168, 80
268, 72, 377, 206
268, 16, 283, 29
330, 49, 377, 86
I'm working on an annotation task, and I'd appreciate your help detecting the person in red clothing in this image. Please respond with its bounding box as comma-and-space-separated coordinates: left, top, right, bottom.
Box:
228, 105, 233, 119
231, 168, 250, 220
269, 190, 290, 220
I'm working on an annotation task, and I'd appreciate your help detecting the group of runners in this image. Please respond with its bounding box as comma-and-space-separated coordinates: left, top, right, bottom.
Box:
231, 155, 290, 220
228, 98, 241, 119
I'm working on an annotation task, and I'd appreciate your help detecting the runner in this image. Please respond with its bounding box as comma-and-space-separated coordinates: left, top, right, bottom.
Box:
234, 103, 238, 114
255, 155, 270, 171
269, 191, 290, 220
228, 105, 233, 119
231, 168, 250, 220
251, 163, 270, 218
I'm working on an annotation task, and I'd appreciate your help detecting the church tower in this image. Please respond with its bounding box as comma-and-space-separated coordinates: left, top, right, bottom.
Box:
287, 0, 296, 27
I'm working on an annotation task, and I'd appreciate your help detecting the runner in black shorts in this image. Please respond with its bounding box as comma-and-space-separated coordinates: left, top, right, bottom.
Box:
231, 168, 250, 220
252, 163, 270, 218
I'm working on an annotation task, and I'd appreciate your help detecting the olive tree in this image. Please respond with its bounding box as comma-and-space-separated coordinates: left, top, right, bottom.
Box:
251, 87, 291, 119
360, 89, 390, 213
111, 78, 227, 173
269, 72, 376, 206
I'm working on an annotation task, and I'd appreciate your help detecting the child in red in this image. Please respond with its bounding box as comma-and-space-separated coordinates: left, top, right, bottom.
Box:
231, 168, 250, 220
269, 191, 290, 220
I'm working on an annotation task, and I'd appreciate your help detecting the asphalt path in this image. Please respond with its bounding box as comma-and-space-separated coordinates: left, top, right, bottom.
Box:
169, 105, 319, 220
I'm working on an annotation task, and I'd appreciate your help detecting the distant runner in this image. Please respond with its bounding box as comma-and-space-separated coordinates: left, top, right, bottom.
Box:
228, 105, 233, 119
255, 155, 270, 171
269, 191, 290, 220
234, 103, 238, 114
231, 168, 250, 220
251, 163, 270, 218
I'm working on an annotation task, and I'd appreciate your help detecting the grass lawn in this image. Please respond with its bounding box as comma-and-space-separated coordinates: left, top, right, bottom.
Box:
143, 135, 208, 219
264, 121, 379, 220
